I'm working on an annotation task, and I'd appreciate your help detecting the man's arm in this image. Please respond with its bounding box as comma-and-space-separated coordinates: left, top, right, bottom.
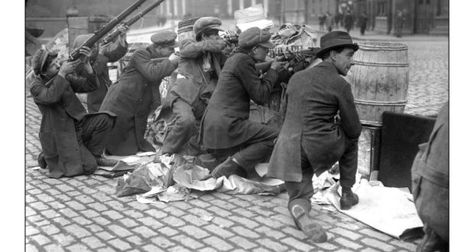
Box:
338, 84, 362, 139
237, 56, 279, 105
30, 76, 69, 105
132, 49, 177, 82
179, 39, 226, 59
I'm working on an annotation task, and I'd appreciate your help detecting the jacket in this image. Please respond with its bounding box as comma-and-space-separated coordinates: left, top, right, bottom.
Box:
168, 38, 226, 116
200, 49, 279, 149
87, 38, 128, 113
30, 71, 100, 178
267, 61, 362, 182
99, 45, 177, 155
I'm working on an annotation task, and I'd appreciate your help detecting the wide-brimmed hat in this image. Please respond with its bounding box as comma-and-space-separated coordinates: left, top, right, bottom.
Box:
316, 31, 359, 58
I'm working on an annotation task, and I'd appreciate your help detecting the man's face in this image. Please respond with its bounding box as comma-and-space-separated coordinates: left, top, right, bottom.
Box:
252, 45, 269, 62
45, 57, 62, 76
156, 45, 175, 57
332, 48, 355, 76
202, 29, 221, 41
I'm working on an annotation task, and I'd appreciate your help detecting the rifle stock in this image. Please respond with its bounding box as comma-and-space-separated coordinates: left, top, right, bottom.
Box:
68, 0, 148, 61
103, 0, 165, 44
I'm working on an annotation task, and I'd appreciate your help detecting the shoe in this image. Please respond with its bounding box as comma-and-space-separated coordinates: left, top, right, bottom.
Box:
96, 157, 119, 167
340, 190, 359, 210
211, 157, 246, 178
37, 152, 47, 169
290, 204, 328, 243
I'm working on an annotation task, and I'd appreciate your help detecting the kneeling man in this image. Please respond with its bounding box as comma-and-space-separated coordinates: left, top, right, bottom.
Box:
267, 31, 362, 242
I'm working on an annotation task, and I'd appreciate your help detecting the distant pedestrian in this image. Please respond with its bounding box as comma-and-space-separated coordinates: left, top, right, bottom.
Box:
334, 10, 342, 29
411, 103, 449, 251
359, 11, 368, 35
344, 10, 354, 33
318, 13, 327, 31
326, 11, 334, 32
394, 10, 405, 37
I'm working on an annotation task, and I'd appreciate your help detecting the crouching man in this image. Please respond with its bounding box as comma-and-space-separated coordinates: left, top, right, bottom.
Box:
200, 27, 284, 178
267, 31, 362, 242
31, 47, 117, 178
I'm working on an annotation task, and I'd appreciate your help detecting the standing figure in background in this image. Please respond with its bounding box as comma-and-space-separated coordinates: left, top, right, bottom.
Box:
344, 10, 354, 33
267, 31, 361, 243
79, 24, 129, 113
359, 11, 368, 36
31, 47, 118, 178
100, 31, 179, 156
394, 10, 405, 38
326, 11, 334, 32
200, 27, 284, 179
160, 17, 227, 156
411, 103, 449, 252
335, 10, 343, 29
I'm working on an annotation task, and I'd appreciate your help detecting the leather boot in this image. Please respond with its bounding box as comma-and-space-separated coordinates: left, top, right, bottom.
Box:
340, 188, 359, 210
290, 204, 328, 243
37, 152, 47, 169
416, 226, 449, 252
211, 157, 246, 178
96, 157, 119, 167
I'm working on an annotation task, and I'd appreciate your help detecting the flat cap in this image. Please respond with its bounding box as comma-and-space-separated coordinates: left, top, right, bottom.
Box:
151, 30, 177, 47
31, 48, 58, 75
193, 17, 223, 38
238, 27, 274, 49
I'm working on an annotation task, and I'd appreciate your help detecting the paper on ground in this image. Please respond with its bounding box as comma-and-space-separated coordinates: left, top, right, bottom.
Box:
325, 179, 423, 239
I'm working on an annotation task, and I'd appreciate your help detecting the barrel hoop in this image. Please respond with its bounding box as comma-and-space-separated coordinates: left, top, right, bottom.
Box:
355, 99, 408, 106
358, 46, 408, 51
354, 60, 409, 67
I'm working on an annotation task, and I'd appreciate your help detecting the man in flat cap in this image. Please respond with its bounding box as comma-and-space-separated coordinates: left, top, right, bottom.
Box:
200, 27, 284, 178
30, 46, 118, 178
100, 30, 179, 155
160, 16, 227, 156
267, 31, 362, 243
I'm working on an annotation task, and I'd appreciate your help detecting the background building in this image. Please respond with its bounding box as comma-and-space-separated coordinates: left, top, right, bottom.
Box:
26, 0, 448, 37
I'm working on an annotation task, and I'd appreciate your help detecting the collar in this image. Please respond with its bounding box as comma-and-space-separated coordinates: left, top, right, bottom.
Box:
318, 60, 339, 74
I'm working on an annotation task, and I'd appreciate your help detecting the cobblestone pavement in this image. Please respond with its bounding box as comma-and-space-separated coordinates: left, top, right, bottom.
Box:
25, 35, 447, 251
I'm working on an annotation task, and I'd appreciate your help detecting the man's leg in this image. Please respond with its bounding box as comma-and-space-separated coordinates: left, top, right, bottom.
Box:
79, 114, 116, 166
161, 98, 196, 154
285, 150, 327, 243
211, 125, 278, 178
339, 137, 360, 210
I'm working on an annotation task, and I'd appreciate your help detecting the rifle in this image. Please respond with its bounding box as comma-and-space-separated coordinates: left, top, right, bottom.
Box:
68, 0, 148, 61
102, 0, 165, 44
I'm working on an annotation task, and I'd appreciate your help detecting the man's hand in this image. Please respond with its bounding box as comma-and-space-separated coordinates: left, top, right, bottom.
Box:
270, 60, 286, 71
58, 59, 81, 78
168, 53, 180, 65
117, 24, 129, 46
78, 46, 94, 74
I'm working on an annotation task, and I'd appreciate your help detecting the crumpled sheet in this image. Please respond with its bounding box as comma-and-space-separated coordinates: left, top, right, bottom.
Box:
322, 179, 423, 240
115, 155, 285, 202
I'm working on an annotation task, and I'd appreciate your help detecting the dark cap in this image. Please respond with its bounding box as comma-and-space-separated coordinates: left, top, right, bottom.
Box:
31, 48, 58, 75
151, 30, 178, 47
238, 27, 274, 49
316, 31, 359, 58
193, 17, 223, 39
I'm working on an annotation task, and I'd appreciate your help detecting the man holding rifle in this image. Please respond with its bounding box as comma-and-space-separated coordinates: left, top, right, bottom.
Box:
100, 30, 179, 156
31, 46, 118, 178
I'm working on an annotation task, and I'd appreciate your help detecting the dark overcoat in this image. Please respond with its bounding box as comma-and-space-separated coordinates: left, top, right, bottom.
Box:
200, 49, 278, 149
87, 39, 128, 113
167, 39, 226, 116
99, 45, 177, 155
267, 61, 362, 182
30, 72, 101, 178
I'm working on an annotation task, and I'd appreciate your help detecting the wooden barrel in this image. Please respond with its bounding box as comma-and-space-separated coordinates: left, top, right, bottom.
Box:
347, 41, 409, 126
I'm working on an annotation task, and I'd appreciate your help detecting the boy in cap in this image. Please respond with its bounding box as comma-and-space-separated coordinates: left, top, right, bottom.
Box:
30, 46, 117, 178
200, 27, 284, 178
267, 31, 362, 243
161, 16, 227, 155
99, 30, 179, 155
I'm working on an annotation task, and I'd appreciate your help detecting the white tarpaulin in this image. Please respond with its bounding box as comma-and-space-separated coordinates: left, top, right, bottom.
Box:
325, 179, 423, 239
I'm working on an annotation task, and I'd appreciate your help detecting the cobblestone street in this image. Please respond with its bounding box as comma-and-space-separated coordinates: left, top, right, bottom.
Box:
25, 34, 448, 251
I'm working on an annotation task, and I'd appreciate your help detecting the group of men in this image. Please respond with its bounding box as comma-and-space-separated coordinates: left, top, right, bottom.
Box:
30, 15, 380, 244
